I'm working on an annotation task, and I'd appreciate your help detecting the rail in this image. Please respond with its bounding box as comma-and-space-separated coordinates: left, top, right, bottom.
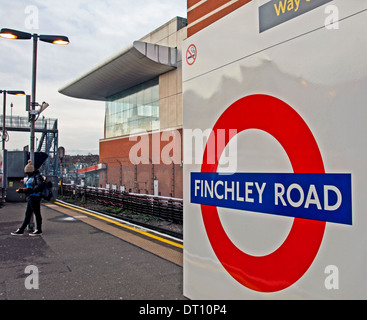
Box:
0, 115, 58, 132
61, 184, 183, 225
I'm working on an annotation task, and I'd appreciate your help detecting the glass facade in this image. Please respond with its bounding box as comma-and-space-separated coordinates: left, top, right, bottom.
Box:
105, 78, 159, 138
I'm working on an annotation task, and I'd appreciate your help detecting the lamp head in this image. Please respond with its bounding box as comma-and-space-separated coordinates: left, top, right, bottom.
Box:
0, 28, 32, 40
7, 90, 25, 96
39, 34, 69, 45
0, 90, 25, 95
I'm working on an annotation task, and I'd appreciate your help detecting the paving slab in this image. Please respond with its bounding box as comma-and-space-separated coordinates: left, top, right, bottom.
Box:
0, 202, 185, 300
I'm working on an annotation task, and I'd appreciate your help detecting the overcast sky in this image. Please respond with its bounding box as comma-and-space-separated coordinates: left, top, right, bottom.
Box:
0, 0, 187, 155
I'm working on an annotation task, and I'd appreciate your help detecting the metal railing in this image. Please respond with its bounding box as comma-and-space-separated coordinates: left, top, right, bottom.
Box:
61, 184, 183, 224
0, 115, 57, 132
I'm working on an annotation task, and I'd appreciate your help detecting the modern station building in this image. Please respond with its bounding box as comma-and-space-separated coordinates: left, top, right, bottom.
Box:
60, 17, 187, 198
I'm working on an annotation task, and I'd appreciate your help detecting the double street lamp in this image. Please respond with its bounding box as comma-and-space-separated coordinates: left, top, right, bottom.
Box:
0, 28, 69, 164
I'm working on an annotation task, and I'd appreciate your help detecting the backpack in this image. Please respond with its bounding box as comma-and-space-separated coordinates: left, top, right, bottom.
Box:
41, 179, 53, 201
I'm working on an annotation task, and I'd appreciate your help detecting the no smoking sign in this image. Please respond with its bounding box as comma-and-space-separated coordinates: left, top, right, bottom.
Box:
186, 44, 197, 65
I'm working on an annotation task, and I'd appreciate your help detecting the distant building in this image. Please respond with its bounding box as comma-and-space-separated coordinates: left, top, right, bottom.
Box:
62, 154, 99, 185
60, 17, 186, 198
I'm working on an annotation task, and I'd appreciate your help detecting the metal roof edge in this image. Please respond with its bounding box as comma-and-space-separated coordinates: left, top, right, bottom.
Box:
59, 42, 177, 101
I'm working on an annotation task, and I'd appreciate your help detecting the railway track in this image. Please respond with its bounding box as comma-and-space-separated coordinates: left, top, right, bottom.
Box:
60, 184, 183, 239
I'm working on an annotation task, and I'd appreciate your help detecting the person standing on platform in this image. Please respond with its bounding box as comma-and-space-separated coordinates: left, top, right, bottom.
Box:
11, 160, 44, 236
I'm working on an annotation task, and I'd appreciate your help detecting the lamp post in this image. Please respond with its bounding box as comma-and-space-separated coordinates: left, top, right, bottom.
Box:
0, 90, 25, 149
0, 90, 25, 202
0, 28, 69, 164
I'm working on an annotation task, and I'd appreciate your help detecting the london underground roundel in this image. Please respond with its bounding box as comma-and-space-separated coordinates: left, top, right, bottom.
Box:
200, 94, 326, 293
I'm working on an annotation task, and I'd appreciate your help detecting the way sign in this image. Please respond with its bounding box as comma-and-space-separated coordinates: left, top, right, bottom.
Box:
196, 94, 352, 292
186, 44, 197, 65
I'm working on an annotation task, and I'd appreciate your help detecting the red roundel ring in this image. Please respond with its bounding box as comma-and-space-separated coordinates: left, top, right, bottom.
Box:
200, 94, 326, 292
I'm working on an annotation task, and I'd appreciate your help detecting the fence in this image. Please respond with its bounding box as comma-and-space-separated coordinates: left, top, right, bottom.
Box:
61, 184, 183, 224
0, 115, 57, 132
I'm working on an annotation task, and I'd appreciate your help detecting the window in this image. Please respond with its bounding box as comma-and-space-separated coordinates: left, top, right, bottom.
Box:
105, 78, 159, 138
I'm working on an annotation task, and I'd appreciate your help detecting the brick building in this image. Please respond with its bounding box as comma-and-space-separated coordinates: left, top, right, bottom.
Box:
60, 17, 186, 198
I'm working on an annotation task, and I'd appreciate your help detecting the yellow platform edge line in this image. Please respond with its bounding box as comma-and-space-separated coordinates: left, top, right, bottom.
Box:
54, 201, 183, 249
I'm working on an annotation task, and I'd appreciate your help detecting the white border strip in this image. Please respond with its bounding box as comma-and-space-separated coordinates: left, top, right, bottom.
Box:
187, 0, 239, 28
188, 0, 207, 12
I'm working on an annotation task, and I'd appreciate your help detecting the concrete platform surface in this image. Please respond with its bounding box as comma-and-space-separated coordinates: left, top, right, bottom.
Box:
0, 202, 185, 300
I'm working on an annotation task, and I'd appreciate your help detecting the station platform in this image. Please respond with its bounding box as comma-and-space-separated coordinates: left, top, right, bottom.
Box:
0, 201, 185, 300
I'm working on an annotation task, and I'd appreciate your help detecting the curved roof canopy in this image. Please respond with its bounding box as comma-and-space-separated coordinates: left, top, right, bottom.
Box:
59, 41, 177, 101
